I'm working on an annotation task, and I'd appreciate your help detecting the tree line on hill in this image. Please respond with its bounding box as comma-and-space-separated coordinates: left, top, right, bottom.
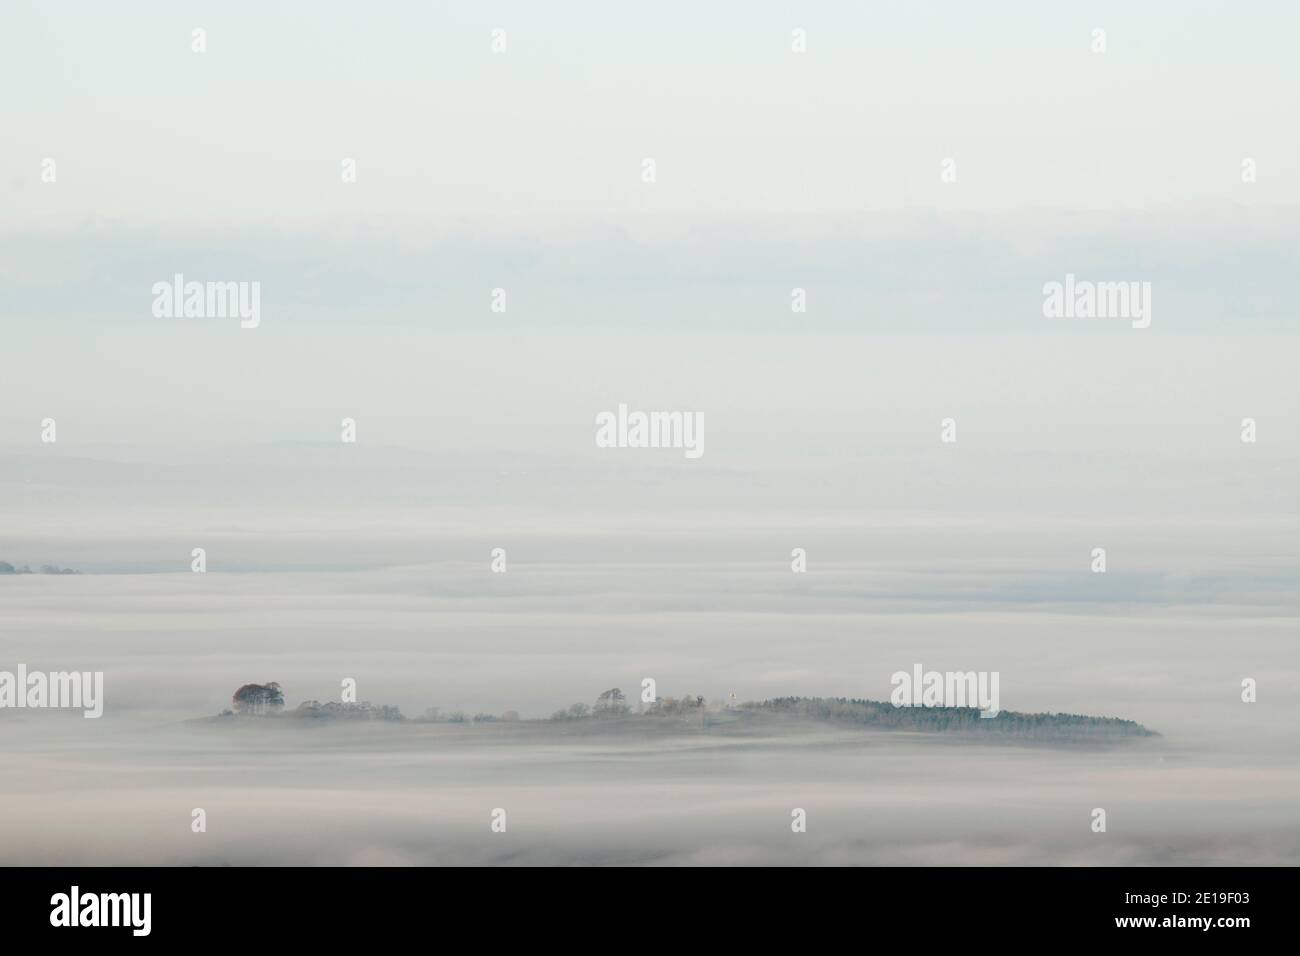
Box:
0, 561, 78, 574
219, 684, 1156, 739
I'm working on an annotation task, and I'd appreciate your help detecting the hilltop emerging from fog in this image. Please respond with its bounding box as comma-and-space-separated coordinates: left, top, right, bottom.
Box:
212, 684, 1156, 745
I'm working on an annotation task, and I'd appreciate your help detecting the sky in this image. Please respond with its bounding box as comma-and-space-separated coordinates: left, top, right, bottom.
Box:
4, 1, 1300, 226
2, 1, 1298, 461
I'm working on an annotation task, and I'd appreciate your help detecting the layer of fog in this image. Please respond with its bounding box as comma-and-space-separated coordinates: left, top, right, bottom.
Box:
2, 717, 1295, 866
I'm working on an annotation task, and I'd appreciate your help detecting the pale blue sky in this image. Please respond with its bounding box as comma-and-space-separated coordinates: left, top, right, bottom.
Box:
4, 0, 1299, 226
1, 1, 1297, 455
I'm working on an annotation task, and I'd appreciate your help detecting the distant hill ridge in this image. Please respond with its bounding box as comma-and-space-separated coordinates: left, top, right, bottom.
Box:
744, 696, 1158, 740
212, 683, 1156, 742
0, 561, 78, 575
